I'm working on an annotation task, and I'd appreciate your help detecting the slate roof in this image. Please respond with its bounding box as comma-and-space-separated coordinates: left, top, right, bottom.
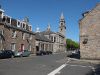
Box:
41, 30, 56, 35
0, 22, 35, 35
35, 32, 52, 43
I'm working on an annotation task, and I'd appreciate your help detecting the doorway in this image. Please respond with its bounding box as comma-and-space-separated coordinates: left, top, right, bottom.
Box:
21, 44, 24, 51
36, 46, 39, 51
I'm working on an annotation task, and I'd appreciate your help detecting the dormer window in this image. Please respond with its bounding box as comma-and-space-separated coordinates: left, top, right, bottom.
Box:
29, 25, 32, 31
2, 16, 6, 22
21, 22, 23, 28
0, 11, 2, 18
6, 17, 11, 24
17, 21, 20, 27
22, 23, 26, 29
0, 10, 4, 18
11, 18, 17, 26
26, 24, 29, 30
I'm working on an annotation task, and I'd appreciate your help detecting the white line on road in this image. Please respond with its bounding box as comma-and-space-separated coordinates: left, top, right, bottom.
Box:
47, 64, 67, 75
47, 58, 71, 75
69, 64, 92, 68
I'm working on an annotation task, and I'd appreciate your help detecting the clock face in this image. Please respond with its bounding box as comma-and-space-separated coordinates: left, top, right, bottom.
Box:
61, 23, 63, 26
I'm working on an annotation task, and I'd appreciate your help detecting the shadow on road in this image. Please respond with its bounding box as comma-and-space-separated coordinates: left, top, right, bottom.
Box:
69, 54, 80, 59
86, 64, 100, 75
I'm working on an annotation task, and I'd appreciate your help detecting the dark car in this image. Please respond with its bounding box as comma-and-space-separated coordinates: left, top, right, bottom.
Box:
36, 50, 46, 56
45, 51, 50, 55
36, 51, 42, 56
72, 50, 80, 55
48, 51, 52, 54
0, 50, 14, 59
45, 51, 52, 55
69, 50, 80, 59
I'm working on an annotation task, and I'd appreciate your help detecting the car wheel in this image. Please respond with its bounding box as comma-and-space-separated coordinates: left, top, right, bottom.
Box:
11, 55, 14, 58
20, 54, 23, 57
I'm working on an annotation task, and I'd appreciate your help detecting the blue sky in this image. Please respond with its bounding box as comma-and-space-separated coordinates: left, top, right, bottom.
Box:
0, 0, 100, 42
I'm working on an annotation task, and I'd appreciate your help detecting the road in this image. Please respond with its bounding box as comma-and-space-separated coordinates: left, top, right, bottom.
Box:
0, 53, 94, 75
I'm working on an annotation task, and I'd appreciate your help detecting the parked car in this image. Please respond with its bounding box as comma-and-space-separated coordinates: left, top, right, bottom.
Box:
22, 50, 31, 57
36, 51, 42, 56
13, 50, 31, 57
72, 50, 80, 55
45, 51, 50, 55
69, 50, 80, 59
48, 51, 52, 54
45, 51, 52, 55
0, 50, 14, 59
13, 51, 22, 57
36, 50, 46, 56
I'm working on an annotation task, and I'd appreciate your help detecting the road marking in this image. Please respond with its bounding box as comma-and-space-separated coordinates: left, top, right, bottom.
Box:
47, 64, 67, 75
48, 58, 71, 75
69, 64, 90, 68
68, 64, 95, 73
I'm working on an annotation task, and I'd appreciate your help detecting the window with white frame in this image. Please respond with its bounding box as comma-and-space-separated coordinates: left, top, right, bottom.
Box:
12, 30, 16, 38
29, 44, 31, 51
6, 17, 11, 24
2, 16, 6, 22
22, 33, 25, 40
29, 25, 32, 31
54, 37, 56, 42
11, 18, 17, 26
0, 30, 3, 35
11, 43, 16, 51
21, 22, 23, 28
23, 23, 26, 29
17, 21, 20, 27
0, 11, 2, 18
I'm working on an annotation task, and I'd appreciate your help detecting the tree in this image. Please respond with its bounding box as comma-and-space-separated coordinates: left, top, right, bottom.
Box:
66, 39, 79, 50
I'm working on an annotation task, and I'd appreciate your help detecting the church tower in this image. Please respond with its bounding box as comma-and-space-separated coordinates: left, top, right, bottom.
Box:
59, 13, 66, 36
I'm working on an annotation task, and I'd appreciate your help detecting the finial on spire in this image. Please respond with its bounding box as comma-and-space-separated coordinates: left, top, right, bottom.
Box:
47, 23, 51, 31
36, 25, 40, 33
60, 12, 64, 19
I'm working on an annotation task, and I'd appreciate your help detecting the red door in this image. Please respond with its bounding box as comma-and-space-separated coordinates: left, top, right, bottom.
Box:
21, 44, 24, 51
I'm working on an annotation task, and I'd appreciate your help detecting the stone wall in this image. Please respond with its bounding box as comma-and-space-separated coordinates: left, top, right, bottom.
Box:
0, 23, 36, 54
79, 3, 100, 59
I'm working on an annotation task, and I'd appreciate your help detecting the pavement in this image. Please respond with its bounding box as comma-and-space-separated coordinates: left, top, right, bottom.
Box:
0, 53, 99, 75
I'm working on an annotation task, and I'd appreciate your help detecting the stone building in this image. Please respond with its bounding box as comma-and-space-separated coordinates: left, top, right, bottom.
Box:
35, 31, 53, 52
36, 13, 66, 53
79, 3, 100, 59
0, 7, 36, 54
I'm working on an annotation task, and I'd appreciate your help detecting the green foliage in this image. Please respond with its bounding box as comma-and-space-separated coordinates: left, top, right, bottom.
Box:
66, 39, 79, 50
